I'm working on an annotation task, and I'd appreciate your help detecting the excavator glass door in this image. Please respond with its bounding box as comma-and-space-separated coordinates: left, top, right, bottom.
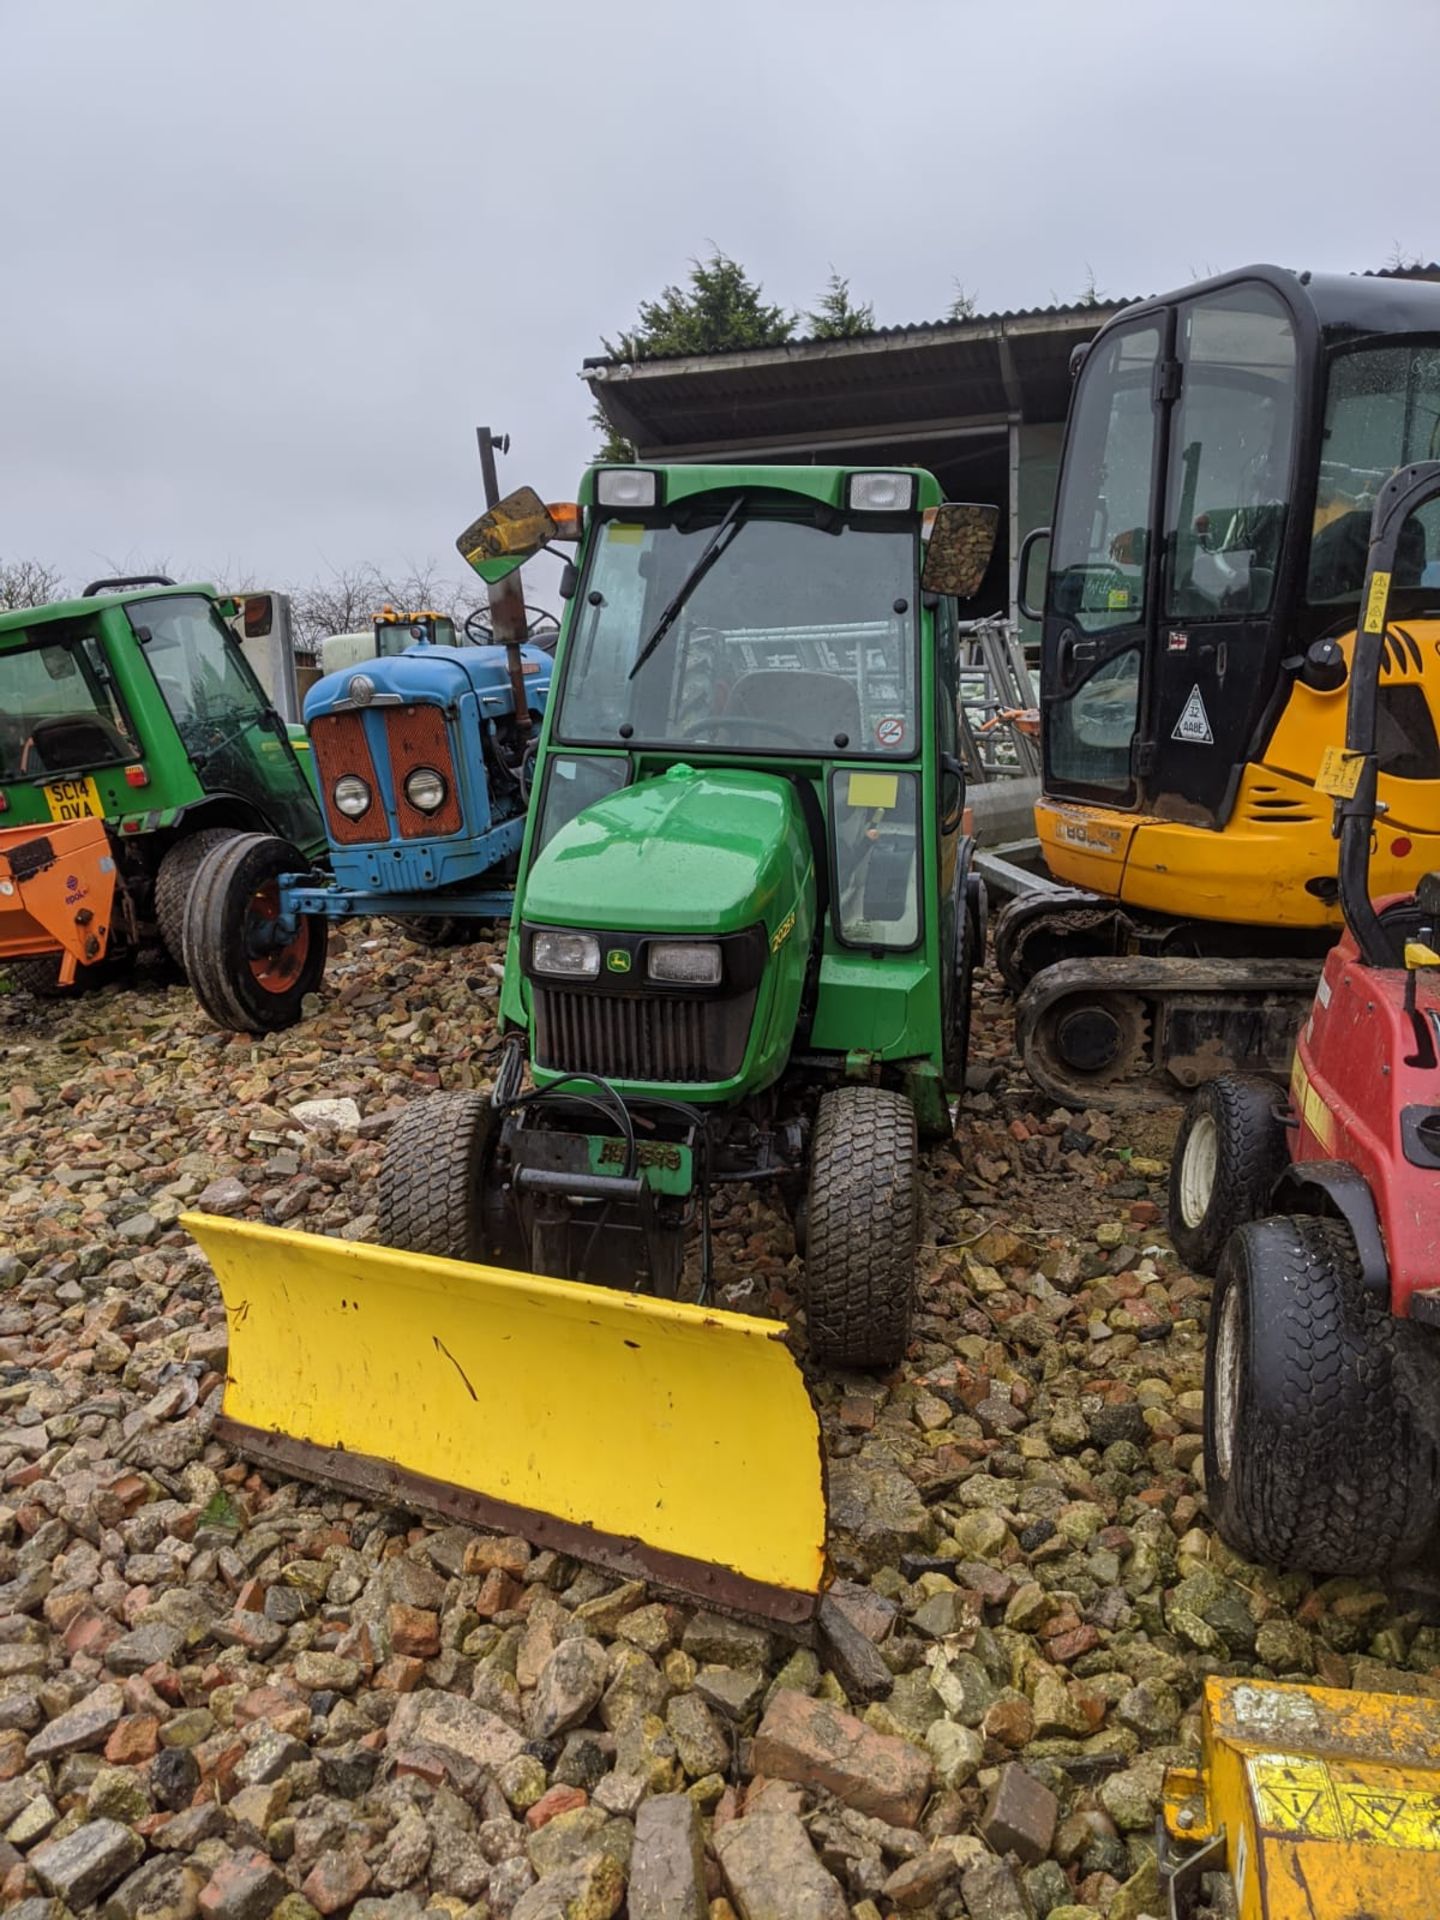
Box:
1043, 281, 1300, 823
1044, 318, 1163, 802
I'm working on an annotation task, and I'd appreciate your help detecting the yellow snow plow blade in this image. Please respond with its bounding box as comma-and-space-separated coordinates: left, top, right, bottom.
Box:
185, 1214, 827, 1624
1161, 1676, 1440, 1917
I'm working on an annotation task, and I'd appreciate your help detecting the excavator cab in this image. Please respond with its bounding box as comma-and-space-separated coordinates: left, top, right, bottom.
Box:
1001, 265, 1440, 1107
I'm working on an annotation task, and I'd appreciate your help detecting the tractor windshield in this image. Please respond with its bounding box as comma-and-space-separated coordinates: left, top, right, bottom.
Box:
557, 511, 919, 758
1309, 342, 1440, 603
0, 624, 140, 782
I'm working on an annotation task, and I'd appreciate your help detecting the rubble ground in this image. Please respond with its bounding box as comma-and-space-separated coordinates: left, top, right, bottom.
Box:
2, 930, 1437, 1920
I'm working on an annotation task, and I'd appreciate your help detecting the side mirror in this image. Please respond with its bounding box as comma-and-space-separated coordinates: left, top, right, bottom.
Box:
1016, 526, 1051, 623
456, 486, 558, 584
240, 592, 275, 640
921, 503, 1000, 599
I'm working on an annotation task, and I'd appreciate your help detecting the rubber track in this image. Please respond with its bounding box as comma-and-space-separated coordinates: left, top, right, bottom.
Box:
378, 1092, 492, 1261
1169, 1074, 1286, 1274
805, 1086, 918, 1369
1225, 1216, 1432, 1573
154, 829, 240, 967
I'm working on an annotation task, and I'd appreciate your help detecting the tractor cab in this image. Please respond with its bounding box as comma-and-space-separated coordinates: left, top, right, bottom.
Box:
319, 608, 458, 677
0, 580, 319, 849
0, 578, 322, 991
1037, 266, 1440, 832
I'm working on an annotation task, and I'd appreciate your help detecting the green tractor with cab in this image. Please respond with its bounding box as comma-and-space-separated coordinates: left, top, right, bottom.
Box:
0, 577, 323, 997
379, 463, 998, 1367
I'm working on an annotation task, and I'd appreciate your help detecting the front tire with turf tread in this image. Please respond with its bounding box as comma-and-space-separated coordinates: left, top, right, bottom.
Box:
154, 828, 240, 968
184, 832, 327, 1034
804, 1085, 919, 1370
1169, 1073, 1286, 1274
379, 1092, 498, 1262
1205, 1213, 1436, 1575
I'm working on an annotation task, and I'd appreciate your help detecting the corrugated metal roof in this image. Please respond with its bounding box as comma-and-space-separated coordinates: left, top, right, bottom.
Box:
581, 292, 1127, 371
586, 264, 1440, 459
586, 299, 1125, 456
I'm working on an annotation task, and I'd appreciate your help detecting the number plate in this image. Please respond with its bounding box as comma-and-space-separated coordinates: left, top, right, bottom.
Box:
43, 776, 104, 823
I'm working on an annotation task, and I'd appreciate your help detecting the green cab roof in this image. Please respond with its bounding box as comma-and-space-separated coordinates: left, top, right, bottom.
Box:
0, 581, 222, 640
575, 463, 944, 511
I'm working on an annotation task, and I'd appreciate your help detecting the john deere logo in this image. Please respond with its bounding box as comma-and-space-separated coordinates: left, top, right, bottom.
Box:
606, 949, 631, 974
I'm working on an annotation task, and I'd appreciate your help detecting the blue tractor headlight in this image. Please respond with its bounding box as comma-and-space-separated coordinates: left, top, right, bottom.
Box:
333, 775, 372, 818
404, 766, 447, 814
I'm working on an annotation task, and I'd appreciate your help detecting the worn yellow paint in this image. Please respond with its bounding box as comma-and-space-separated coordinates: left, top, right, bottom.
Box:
1289, 1056, 1335, 1152
1164, 1678, 1440, 1918
184, 1212, 828, 1601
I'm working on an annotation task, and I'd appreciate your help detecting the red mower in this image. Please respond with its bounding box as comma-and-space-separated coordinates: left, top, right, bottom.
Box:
1169, 462, 1440, 1577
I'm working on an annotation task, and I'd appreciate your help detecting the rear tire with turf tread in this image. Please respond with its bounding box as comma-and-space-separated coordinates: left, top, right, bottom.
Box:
1205, 1213, 1436, 1574
379, 1092, 498, 1262
6, 953, 109, 997
184, 832, 327, 1034
7, 955, 70, 998
155, 828, 241, 968
804, 1085, 919, 1370
1169, 1073, 1286, 1274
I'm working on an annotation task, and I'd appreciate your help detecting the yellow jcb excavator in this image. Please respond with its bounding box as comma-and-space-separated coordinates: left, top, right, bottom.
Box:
996, 264, 1440, 1107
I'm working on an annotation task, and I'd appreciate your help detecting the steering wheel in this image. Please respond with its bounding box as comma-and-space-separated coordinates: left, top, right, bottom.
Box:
463, 607, 492, 644
679, 714, 813, 746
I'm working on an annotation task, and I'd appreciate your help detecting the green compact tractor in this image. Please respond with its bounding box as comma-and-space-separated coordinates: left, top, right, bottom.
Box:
380, 464, 998, 1367
0, 578, 323, 996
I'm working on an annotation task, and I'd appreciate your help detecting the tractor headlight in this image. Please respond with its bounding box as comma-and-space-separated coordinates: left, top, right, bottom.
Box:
532, 929, 601, 978
847, 471, 915, 513
596, 467, 659, 509
404, 766, 447, 813
333, 774, 372, 818
648, 940, 722, 985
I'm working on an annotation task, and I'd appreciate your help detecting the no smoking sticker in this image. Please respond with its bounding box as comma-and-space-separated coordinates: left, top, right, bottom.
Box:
876, 716, 905, 748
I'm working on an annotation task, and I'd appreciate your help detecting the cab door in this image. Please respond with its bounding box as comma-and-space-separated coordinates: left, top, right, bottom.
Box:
1147, 283, 1298, 824
1042, 315, 1168, 808
129, 594, 322, 851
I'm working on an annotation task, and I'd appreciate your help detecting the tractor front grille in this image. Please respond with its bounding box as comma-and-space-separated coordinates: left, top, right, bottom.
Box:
533, 985, 757, 1084
310, 711, 383, 845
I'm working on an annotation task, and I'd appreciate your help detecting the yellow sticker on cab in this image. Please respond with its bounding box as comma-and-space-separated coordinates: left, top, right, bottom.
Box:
846, 772, 898, 809
44, 776, 104, 823
1363, 568, 1392, 634
1315, 747, 1364, 799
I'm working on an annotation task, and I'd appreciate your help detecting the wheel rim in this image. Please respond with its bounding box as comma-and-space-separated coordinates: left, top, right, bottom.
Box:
246, 880, 310, 994
1179, 1112, 1218, 1228
1213, 1279, 1243, 1483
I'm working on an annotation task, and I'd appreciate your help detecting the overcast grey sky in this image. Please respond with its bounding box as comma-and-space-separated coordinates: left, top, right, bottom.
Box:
3, 0, 1436, 602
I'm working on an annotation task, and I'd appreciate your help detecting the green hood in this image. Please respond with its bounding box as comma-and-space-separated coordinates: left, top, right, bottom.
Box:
524, 764, 811, 936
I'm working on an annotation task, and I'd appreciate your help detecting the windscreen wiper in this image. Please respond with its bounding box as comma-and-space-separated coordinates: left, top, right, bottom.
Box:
627, 496, 745, 681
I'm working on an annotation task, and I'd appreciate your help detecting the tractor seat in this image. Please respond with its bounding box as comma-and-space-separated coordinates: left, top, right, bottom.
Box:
724, 670, 863, 747
22, 714, 135, 774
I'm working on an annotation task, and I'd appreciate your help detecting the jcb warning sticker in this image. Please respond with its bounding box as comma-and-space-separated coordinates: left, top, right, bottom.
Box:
1248, 1753, 1440, 1850
1364, 568, 1392, 634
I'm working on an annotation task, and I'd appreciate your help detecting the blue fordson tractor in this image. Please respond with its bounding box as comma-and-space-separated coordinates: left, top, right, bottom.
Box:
183, 631, 553, 1032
